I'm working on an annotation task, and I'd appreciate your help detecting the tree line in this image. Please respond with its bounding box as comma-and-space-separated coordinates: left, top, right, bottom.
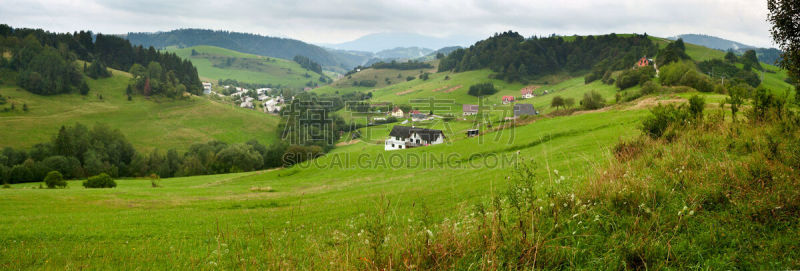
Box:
438, 32, 658, 83
0, 24, 202, 96
0, 123, 327, 185
370, 60, 433, 70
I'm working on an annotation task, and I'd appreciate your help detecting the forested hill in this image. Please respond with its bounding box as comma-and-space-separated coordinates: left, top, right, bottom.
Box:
438, 32, 657, 82
125, 29, 342, 68
0, 25, 202, 95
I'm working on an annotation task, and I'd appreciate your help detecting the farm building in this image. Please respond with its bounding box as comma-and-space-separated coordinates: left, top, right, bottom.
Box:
502, 96, 515, 104
513, 104, 538, 118
385, 125, 445, 151
637, 57, 654, 68
391, 107, 405, 117
462, 104, 479, 116
202, 82, 212, 94
466, 129, 479, 137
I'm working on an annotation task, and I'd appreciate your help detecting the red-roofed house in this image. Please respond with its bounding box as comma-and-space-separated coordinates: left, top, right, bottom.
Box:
502, 96, 515, 104
521, 89, 534, 99
637, 57, 651, 68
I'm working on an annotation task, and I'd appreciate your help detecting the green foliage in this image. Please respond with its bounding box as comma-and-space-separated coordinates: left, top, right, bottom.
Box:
292, 55, 323, 74
740, 50, 762, 71
550, 95, 565, 109
82, 173, 116, 188
467, 82, 498, 97
640, 104, 690, 139
43, 170, 66, 188
697, 59, 761, 87
440, 32, 657, 82
657, 38, 690, 66
353, 80, 377, 87
370, 60, 432, 70
616, 66, 655, 90
748, 87, 787, 123
688, 95, 705, 119
580, 90, 605, 110
767, 0, 800, 80
660, 62, 714, 92
725, 51, 738, 62
86, 59, 111, 79
16, 46, 84, 95
215, 144, 264, 172
640, 81, 661, 95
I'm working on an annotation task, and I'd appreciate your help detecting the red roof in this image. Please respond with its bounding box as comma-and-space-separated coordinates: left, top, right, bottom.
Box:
502, 96, 515, 101
410, 110, 421, 114
637, 57, 650, 67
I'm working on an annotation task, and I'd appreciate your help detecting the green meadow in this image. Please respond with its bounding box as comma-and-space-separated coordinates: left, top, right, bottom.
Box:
0, 108, 647, 269
0, 69, 279, 152
167, 45, 326, 88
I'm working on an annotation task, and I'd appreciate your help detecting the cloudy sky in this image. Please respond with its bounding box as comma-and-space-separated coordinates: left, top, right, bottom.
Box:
0, 0, 776, 47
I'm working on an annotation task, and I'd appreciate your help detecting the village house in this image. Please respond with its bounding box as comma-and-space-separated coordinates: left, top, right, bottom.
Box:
462, 104, 479, 116
637, 56, 654, 68
202, 82, 212, 94
521, 89, 534, 99
240, 101, 254, 109
385, 125, 445, 151
466, 129, 479, 137
502, 96, 515, 104
390, 107, 405, 118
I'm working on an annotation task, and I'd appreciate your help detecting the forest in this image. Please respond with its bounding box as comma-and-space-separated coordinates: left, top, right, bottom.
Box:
438, 32, 658, 82
0, 24, 202, 96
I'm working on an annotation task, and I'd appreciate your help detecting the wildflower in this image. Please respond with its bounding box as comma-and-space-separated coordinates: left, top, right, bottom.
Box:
688, 210, 694, 216
594, 215, 600, 221
554, 169, 559, 175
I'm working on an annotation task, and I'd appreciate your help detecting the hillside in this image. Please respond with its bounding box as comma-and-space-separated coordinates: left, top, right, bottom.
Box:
125, 29, 345, 69
321, 32, 476, 53
672, 34, 783, 65
0, 68, 280, 152
166, 45, 327, 88
1, 30, 799, 269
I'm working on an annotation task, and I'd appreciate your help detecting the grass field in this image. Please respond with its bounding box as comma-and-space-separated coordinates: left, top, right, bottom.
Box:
1, 36, 798, 269
0, 107, 647, 269
167, 45, 327, 88
0, 69, 279, 152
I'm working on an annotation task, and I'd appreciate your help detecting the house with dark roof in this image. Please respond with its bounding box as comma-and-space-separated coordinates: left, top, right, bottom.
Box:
462, 104, 479, 116
385, 126, 445, 151
513, 104, 538, 118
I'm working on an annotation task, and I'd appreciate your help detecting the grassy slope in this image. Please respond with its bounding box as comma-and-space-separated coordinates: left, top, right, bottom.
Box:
0, 69, 279, 152
1, 36, 797, 269
167, 45, 326, 88
0, 108, 647, 269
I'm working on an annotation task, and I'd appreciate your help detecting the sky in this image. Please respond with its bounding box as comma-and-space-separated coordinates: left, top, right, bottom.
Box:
0, 0, 777, 48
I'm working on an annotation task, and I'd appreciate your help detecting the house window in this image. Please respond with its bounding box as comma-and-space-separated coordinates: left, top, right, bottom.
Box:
416, 139, 420, 144
392, 144, 395, 148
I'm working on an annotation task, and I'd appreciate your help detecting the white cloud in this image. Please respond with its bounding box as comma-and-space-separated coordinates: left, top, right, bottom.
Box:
0, 0, 775, 47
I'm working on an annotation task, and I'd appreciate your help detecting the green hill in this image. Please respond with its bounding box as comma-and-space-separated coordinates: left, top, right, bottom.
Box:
1, 33, 798, 270
0, 68, 279, 152
166, 45, 327, 88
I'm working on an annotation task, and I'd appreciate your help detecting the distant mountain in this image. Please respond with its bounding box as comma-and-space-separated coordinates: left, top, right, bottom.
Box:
124, 29, 347, 68
671, 34, 782, 65
322, 32, 477, 53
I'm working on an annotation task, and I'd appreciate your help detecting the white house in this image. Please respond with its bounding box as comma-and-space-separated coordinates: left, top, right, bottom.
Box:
521, 89, 534, 99
411, 113, 432, 122
390, 107, 405, 118
202, 82, 212, 94
385, 126, 445, 151
240, 101, 254, 109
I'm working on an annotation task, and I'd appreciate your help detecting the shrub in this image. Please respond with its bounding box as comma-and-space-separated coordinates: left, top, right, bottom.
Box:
83, 173, 116, 188
467, 83, 498, 97
640, 81, 661, 95
640, 104, 690, 139
616, 66, 655, 90
581, 90, 605, 110
44, 171, 66, 189
688, 95, 705, 119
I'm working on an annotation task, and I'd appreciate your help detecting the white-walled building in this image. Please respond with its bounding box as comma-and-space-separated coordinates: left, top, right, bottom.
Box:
202, 82, 213, 94
390, 107, 405, 118
385, 126, 445, 151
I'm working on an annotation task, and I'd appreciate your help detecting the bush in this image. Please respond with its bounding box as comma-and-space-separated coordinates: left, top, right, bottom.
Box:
467, 83, 498, 97
83, 173, 116, 188
688, 95, 705, 119
616, 66, 655, 90
44, 171, 66, 189
581, 90, 605, 110
640, 81, 661, 95
640, 104, 690, 139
